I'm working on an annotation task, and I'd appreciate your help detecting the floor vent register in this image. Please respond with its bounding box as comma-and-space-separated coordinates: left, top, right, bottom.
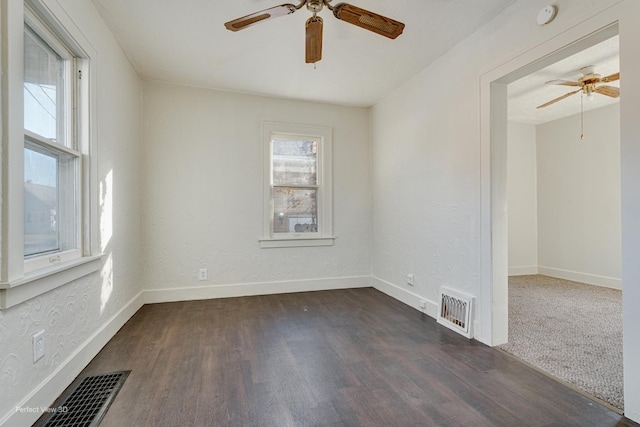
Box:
35, 371, 130, 427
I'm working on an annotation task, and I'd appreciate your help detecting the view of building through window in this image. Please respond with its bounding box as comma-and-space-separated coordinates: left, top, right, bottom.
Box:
24, 146, 58, 255
272, 138, 318, 233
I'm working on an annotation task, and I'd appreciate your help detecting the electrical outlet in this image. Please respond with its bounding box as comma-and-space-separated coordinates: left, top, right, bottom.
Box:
419, 299, 427, 309
407, 274, 415, 286
198, 268, 208, 281
33, 330, 45, 363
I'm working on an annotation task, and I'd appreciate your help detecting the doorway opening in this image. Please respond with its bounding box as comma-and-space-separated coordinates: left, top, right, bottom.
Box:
500, 32, 622, 409
481, 22, 624, 410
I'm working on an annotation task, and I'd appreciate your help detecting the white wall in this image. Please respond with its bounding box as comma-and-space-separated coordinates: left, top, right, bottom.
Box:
0, 1, 143, 425
537, 104, 621, 288
371, 0, 640, 419
141, 82, 372, 301
507, 122, 538, 275
372, 0, 624, 317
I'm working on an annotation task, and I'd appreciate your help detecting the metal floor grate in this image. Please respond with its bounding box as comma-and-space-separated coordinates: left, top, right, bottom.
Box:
36, 371, 130, 427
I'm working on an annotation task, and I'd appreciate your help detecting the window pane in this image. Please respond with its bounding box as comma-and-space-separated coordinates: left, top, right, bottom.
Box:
273, 187, 317, 233
272, 138, 317, 185
24, 142, 77, 257
24, 146, 59, 255
24, 27, 64, 142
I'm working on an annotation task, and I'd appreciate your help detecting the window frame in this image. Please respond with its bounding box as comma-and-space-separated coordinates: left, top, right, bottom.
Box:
23, 131, 82, 270
260, 122, 334, 248
0, 0, 101, 309
23, 16, 82, 271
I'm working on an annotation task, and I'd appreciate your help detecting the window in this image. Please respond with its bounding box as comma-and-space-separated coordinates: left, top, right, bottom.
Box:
23, 19, 80, 270
0, 0, 100, 309
261, 122, 334, 248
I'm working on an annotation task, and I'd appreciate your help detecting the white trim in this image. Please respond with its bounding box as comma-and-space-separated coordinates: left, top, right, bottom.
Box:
507, 266, 539, 276
479, 6, 623, 346
371, 276, 438, 319
537, 266, 622, 290
0, 254, 103, 308
1, 0, 26, 284
259, 236, 335, 248
0, 291, 143, 427
144, 276, 370, 304
261, 121, 333, 247
0, 0, 99, 308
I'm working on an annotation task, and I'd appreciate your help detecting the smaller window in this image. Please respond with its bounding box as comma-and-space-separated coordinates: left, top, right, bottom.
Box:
261, 122, 333, 248
272, 137, 319, 234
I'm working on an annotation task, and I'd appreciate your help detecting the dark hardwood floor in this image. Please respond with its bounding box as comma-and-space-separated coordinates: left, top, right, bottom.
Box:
70, 288, 636, 426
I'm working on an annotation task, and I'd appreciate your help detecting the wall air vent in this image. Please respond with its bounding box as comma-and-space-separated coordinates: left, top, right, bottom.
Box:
437, 287, 473, 338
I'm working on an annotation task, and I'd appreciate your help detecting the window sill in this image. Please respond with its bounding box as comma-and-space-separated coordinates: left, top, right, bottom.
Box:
259, 236, 335, 248
0, 254, 104, 309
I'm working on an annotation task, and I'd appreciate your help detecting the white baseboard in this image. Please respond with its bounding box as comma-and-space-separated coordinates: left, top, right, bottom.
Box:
508, 265, 539, 276
143, 276, 372, 304
1, 291, 144, 427
538, 266, 622, 290
371, 276, 438, 318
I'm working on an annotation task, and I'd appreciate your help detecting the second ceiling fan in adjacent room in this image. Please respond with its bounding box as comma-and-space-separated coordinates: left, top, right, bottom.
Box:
536, 65, 620, 109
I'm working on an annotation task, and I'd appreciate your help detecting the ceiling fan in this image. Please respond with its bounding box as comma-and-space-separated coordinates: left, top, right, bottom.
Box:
224, 0, 405, 64
536, 65, 620, 109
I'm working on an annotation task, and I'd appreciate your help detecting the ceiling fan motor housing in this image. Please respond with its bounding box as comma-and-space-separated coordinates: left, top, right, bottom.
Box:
306, 0, 324, 13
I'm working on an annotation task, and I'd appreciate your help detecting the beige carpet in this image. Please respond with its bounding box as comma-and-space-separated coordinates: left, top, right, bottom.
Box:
498, 275, 623, 409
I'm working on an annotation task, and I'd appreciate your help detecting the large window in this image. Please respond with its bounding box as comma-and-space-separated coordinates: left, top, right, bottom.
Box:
23, 20, 80, 270
0, 0, 99, 309
261, 122, 333, 248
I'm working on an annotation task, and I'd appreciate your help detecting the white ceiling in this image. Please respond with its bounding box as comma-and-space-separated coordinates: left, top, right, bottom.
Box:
92, 0, 515, 107
508, 35, 620, 125
91, 1, 619, 122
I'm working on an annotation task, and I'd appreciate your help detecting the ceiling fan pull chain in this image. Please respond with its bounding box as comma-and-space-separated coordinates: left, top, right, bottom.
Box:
580, 93, 584, 140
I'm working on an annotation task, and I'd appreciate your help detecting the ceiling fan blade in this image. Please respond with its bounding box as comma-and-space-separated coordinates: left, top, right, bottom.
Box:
595, 85, 620, 98
600, 72, 620, 83
333, 3, 404, 39
536, 89, 582, 109
224, 4, 297, 32
305, 16, 323, 64
544, 79, 582, 87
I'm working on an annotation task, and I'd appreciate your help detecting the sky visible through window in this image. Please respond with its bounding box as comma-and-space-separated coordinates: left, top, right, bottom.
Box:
24, 79, 58, 188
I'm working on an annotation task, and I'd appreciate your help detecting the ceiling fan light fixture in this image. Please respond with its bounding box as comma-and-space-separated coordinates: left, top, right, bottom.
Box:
585, 85, 595, 100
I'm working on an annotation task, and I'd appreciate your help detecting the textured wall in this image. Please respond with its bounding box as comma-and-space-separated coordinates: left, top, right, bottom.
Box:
142, 82, 371, 293
371, 0, 624, 327
371, 0, 640, 419
0, 0, 142, 423
537, 104, 621, 286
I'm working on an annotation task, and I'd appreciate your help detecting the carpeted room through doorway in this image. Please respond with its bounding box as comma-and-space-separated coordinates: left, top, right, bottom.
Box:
498, 275, 623, 410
